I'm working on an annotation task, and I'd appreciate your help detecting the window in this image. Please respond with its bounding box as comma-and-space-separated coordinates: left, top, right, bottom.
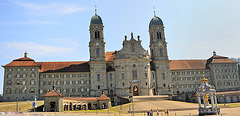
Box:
51, 74, 54, 78
64, 81, 66, 85
31, 74, 35, 78
110, 84, 112, 88
110, 73, 112, 81
23, 68, 26, 71
145, 73, 147, 78
133, 71, 137, 78
32, 68, 35, 71
76, 88, 78, 92
70, 89, 72, 93
87, 80, 89, 84
64, 89, 66, 93
122, 83, 125, 87
46, 81, 49, 85
57, 75, 60, 78
97, 74, 100, 81
17, 74, 20, 78
57, 81, 60, 85
16, 81, 20, 85
122, 73, 124, 79
40, 75, 43, 78
22, 81, 25, 85
17, 69, 20, 71
8, 74, 12, 78
22, 89, 25, 94
75, 74, 78, 77
146, 82, 147, 85
31, 88, 34, 93
40, 90, 43, 93
163, 84, 166, 87
96, 48, 100, 55
31, 80, 34, 85
87, 88, 90, 92
57, 89, 60, 92
40, 82, 43, 85
9, 69, 12, 71
81, 74, 83, 77
162, 73, 165, 80
81, 87, 84, 92
152, 72, 155, 79
157, 32, 161, 39
70, 74, 72, 78
95, 31, 100, 38
46, 75, 49, 78
7, 90, 11, 94
7, 81, 11, 85
23, 74, 26, 78
70, 81, 72, 85
76, 80, 78, 84
160, 48, 163, 56
81, 80, 84, 84
64, 74, 66, 78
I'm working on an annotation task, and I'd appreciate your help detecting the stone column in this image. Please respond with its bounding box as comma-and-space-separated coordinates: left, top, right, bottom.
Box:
214, 94, 218, 108
202, 94, 206, 108
197, 94, 202, 108
210, 94, 214, 108
86, 104, 88, 110
68, 102, 70, 111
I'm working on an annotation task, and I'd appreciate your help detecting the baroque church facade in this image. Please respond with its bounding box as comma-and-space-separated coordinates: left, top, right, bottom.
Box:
2, 11, 240, 102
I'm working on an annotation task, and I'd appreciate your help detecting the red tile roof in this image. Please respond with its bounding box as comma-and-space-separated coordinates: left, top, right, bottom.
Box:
207, 55, 237, 64
37, 61, 89, 73
169, 60, 207, 70
3, 57, 40, 67
105, 52, 115, 61
43, 90, 63, 97
63, 94, 111, 101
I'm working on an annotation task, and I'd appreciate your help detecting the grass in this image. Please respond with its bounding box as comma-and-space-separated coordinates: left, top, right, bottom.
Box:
0, 101, 44, 112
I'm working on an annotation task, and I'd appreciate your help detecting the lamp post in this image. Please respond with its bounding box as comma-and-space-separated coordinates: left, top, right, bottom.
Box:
222, 94, 225, 106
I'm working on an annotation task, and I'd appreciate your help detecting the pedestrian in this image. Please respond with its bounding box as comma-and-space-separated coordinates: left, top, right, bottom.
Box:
150, 109, 153, 116
167, 109, 169, 116
147, 110, 150, 116
164, 109, 167, 116
157, 109, 159, 115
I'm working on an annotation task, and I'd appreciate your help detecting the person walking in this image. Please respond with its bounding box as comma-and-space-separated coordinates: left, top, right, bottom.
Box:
150, 109, 153, 116
156, 109, 159, 115
147, 110, 150, 116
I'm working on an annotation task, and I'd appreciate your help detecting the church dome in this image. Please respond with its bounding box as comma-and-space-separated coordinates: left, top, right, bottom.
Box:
149, 15, 163, 28
90, 14, 103, 25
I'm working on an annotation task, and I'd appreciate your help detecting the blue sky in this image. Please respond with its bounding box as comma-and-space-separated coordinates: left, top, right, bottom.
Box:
1, 0, 240, 94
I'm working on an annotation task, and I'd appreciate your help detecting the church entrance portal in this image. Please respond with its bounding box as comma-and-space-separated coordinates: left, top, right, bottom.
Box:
50, 102, 56, 112
133, 86, 139, 96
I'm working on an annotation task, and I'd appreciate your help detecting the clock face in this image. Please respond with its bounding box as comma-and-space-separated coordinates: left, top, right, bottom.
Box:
95, 42, 100, 46
158, 42, 163, 47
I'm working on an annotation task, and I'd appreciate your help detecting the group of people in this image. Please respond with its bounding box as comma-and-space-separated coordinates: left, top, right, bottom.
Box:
147, 109, 169, 116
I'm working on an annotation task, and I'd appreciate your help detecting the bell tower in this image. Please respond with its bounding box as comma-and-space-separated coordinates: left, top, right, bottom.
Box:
149, 11, 168, 60
89, 9, 105, 61
89, 9, 107, 97
149, 11, 172, 95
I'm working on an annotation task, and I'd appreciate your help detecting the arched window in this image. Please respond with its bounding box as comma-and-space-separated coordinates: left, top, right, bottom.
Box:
160, 48, 163, 56
95, 31, 100, 38
162, 73, 165, 80
133, 71, 137, 79
96, 48, 99, 55
150, 33, 153, 41
157, 32, 161, 39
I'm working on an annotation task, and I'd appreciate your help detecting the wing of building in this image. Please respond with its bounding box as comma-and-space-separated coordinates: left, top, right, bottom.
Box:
2, 11, 240, 102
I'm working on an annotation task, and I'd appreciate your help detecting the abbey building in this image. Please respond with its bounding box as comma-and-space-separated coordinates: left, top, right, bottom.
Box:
2, 11, 240, 102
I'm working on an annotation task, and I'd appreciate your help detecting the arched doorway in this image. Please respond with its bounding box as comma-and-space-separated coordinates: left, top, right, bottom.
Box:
110, 89, 114, 96
219, 97, 224, 103
133, 86, 139, 96
226, 96, 231, 103
82, 103, 86, 110
88, 103, 92, 110
77, 103, 81, 110
153, 88, 156, 95
232, 96, 237, 102
50, 102, 56, 112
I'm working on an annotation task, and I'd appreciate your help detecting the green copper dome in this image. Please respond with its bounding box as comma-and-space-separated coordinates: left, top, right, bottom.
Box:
149, 16, 163, 28
90, 14, 103, 25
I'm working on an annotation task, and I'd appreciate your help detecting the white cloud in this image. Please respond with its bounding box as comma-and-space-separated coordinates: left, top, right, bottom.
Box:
12, 1, 88, 15
4, 41, 73, 56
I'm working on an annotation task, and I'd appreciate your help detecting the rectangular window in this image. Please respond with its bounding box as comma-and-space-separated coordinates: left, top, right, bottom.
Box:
31, 74, 34, 78
162, 73, 165, 80
87, 88, 90, 92
87, 80, 89, 84
40, 82, 43, 85
23, 69, 26, 71
22, 89, 25, 94
145, 73, 147, 78
110, 73, 112, 81
31, 89, 34, 93
64, 81, 66, 85
31, 80, 34, 85
17, 81, 20, 85
76, 88, 78, 92
57, 75, 60, 78
76, 80, 78, 84
51, 74, 54, 78
70, 74, 72, 78
81, 80, 84, 84
70, 89, 72, 93
17, 69, 20, 71
22, 81, 25, 85
81, 87, 84, 92
46, 75, 49, 78
70, 81, 72, 85
32, 68, 35, 71
64, 74, 66, 78
122, 73, 124, 79
57, 81, 60, 85
9, 69, 12, 71
75, 74, 78, 77
57, 89, 60, 92
17, 74, 20, 78
81, 74, 83, 77
8, 74, 12, 78
64, 89, 66, 93
40, 90, 43, 93
97, 74, 100, 81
